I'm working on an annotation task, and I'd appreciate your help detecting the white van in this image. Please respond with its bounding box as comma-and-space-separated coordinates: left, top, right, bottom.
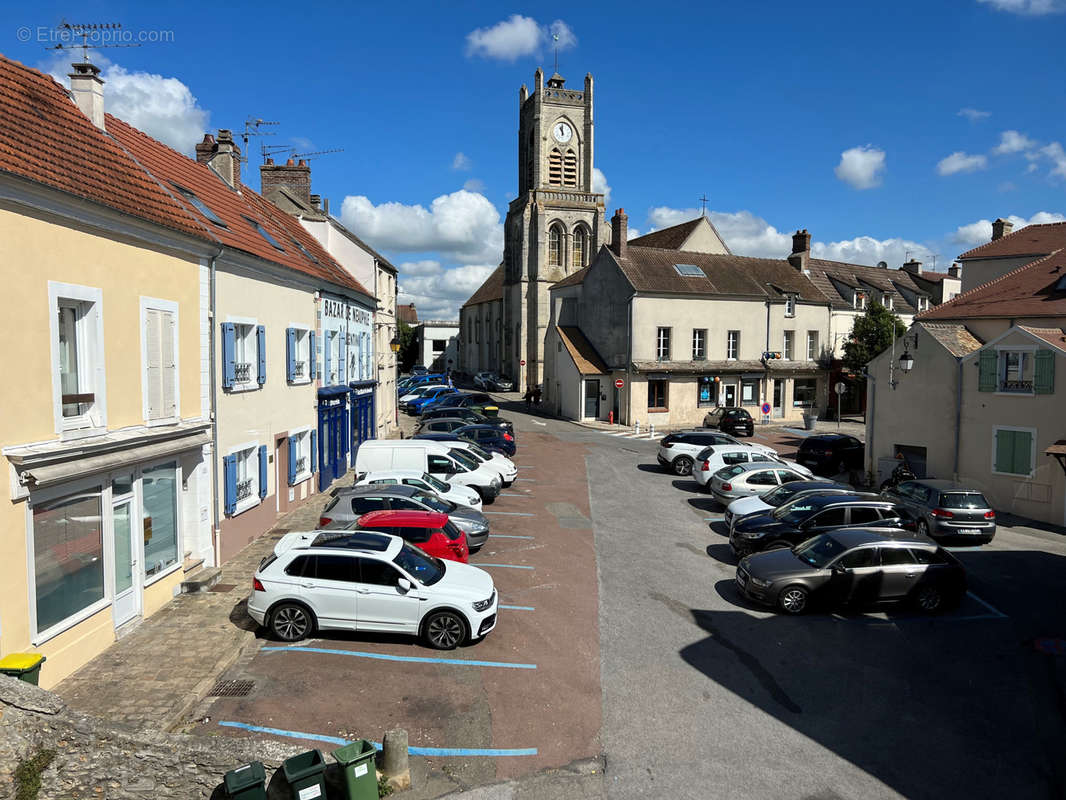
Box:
355, 440, 501, 502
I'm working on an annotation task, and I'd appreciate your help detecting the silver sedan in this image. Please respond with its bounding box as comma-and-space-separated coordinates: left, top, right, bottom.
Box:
709, 462, 810, 506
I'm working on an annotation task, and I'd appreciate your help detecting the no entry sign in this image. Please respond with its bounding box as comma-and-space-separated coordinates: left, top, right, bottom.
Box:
520, 360, 526, 366
614, 378, 625, 389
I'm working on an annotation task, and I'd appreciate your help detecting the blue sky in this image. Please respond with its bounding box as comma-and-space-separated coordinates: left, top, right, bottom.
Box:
4, 0, 1066, 316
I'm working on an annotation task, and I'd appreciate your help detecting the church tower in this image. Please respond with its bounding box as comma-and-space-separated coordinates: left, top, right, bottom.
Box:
502, 68, 607, 392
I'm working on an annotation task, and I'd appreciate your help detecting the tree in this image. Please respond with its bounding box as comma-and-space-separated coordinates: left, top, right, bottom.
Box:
842, 301, 907, 374
396, 321, 419, 373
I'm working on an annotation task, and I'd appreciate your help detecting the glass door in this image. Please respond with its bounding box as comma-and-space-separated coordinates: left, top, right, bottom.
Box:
112, 498, 140, 627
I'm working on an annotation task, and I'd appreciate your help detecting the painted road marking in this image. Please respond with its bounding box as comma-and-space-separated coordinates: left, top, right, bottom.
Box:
532, 420, 547, 426
500, 604, 535, 611
499, 492, 529, 498
476, 563, 534, 570
966, 590, 1008, 618
218, 722, 538, 757
261, 646, 536, 669
492, 534, 534, 539
515, 478, 536, 482
518, 465, 535, 469
484, 511, 536, 517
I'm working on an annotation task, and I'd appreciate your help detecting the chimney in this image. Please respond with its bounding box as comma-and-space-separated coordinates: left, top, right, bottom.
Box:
788, 229, 811, 273
323, 197, 330, 215
195, 133, 216, 165
611, 208, 628, 258
948, 263, 962, 279
68, 61, 105, 130
213, 129, 240, 188
260, 157, 313, 207
901, 259, 923, 275
991, 218, 1013, 241
309, 193, 321, 210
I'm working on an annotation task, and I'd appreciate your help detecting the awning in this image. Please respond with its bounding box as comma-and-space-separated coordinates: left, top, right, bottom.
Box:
1045, 440, 1066, 456
13, 429, 210, 490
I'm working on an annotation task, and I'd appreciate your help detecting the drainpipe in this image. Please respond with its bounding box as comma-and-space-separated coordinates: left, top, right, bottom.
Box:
763, 292, 772, 412
209, 245, 224, 567
953, 358, 963, 481
865, 367, 875, 485
626, 294, 634, 426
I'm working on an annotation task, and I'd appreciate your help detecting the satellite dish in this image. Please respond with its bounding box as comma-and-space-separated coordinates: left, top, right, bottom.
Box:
877, 261, 888, 269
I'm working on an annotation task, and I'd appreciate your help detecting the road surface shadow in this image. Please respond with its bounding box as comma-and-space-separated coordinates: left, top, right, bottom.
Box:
671, 478, 704, 493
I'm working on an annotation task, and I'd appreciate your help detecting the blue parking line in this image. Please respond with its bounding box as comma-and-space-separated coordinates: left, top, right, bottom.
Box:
499, 604, 535, 611
218, 722, 538, 757
261, 646, 536, 669
492, 534, 534, 539
476, 562, 534, 570
484, 511, 536, 517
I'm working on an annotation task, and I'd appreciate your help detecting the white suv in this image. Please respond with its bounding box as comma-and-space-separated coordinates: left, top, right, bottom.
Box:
692, 445, 814, 489
248, 530, 498, 650
657, 430, 776, 476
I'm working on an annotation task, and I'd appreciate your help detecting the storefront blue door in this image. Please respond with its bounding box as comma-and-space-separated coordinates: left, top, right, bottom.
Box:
317, 388, 349, 491
349, 384, 377, 467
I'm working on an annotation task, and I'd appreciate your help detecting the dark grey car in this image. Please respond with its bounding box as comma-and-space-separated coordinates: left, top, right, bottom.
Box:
880, 480, 996, 543
320, 484, 490, 548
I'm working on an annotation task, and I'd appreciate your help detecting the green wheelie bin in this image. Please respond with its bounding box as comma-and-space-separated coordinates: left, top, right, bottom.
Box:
223, 761, 267, 800
332, 740, 378, 800
0, 653, 46, 685
282, 749, 327, 799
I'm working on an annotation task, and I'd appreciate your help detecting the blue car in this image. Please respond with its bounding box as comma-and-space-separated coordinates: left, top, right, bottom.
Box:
407, 388, 461, 415
454, 424, 516, 456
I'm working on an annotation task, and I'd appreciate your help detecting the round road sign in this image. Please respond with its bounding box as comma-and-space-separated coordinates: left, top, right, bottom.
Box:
761, 402, 771, 415
835, 381, 846, 394
520, 360, 526, 366
614, 378, 625, 389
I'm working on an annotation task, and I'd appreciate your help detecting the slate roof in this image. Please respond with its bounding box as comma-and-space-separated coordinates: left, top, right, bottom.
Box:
627, 216, 732, 254
552, 264, 591, 289
919, 250, 1066, 321
959, 221, 1066, 260
462, 266, 504, 308
0, 54, 207, 240
917, 322, 983, 358
807, 259, 926, 314
557, 326, 609, 375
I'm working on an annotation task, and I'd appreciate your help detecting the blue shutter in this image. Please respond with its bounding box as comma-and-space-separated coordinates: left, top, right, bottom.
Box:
309, 330, 317, 381
221, 323, 236, 390
339, 333, 347, 384
286, 328, 296, 383
287, 435, 297, 485
258, 444, 268, 498
310, 428, 318, 473
257, 325, 267, 385
223, 454, 237, 516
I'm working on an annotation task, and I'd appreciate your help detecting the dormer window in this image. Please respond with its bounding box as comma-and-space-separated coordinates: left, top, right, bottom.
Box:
784, 293, 796, 317
854, 292, 866, 310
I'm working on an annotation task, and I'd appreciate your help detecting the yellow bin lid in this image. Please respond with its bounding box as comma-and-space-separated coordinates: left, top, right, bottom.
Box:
0, 653, 45, 671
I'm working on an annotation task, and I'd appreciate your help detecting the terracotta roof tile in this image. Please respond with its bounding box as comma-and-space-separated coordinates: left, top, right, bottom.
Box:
462, 266, 504, 308
557, 326, 609, 375
919, 250, 1066, 321
958, 221, 1066, 260
626, 216, 732, 254
552, 264, 591, 289
917, 322, 983, 357
1018, 325, 1066, 352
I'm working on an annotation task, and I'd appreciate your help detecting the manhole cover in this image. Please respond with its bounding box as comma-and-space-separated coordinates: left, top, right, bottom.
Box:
209, 679, 255, 697
208, 583, 237, 593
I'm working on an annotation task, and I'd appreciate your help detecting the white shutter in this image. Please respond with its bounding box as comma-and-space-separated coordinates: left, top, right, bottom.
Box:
145, 309, 163, 420
160, 311, 177, 418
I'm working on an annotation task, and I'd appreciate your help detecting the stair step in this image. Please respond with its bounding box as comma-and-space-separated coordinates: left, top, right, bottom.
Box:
181, 566, 222, 594
183, 556, 205, 574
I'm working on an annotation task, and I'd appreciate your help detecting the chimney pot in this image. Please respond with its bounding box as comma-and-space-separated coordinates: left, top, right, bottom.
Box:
991, 217, 1014, 241
788, 229, 811, 273
68, 61, 106, 130
610, 209, 628, 258
297, 159, 307, 167
948, 263, 962, 279
902, 259, 923, 275
286, 158, 296, 166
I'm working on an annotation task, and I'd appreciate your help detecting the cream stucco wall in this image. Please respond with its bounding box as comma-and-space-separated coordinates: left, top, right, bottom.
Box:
679, 224, 730, 254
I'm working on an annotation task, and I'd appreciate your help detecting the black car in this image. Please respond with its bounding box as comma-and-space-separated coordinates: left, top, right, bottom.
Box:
722, 479, 853, 532
729, 494, 914, 556
796, 433, 865, 477
455, 424, 516, 456
419, 406, 512, 431
413, 431, 512, 459
703, 407, 755, 437
735, 528, 966, 614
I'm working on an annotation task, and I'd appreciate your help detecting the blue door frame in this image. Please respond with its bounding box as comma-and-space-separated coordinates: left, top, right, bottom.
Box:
349, 381, 377, 467
317, 387, 350, 491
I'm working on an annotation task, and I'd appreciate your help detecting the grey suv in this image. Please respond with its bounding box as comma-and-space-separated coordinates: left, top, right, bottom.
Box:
319, 484, 490, 548
880, 480, 996, 543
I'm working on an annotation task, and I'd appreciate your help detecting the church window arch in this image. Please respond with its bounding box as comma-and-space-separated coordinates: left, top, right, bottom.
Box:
572, 225, 589, 269
548, 149, 563, 186
563, 149, 578, 187
548, 223, 564, 268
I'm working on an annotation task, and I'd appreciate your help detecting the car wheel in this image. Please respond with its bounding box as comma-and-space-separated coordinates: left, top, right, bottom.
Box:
270, 603, 314, 642
917, 520, 930, 538
673, 456, 694, 476
778, 585, 809, 614
424, 610, 467, 650
914, 585, 944, 614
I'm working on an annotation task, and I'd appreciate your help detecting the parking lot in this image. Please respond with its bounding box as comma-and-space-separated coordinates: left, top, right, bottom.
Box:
199, 425, 603, 787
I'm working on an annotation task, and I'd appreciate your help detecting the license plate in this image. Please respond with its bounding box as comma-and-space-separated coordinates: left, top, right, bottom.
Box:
958, 529, 982, 535
735, 574, 746, 588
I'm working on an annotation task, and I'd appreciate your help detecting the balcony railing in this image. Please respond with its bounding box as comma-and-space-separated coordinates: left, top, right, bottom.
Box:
293, 362, 306, 378
1000, 379, 1033, 393
234, 362, 252, 383
236, 478, 253, 501
295, 456, 308, 473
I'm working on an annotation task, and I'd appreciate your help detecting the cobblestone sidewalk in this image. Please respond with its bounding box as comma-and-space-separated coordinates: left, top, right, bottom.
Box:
53, 475, 349, 732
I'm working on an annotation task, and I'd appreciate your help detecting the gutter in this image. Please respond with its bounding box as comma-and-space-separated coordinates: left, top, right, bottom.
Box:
953, 358, 963, 481
865, 368, 875, 483
209, 245, 224, 567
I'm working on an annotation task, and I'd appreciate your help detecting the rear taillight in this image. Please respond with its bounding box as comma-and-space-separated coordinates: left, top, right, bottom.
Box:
503, 432, 514, 442
930, 508, 954, 519
701, 460, 711, 472
662, 441, 673, 448
722, 482, 732, 491
821, 449, 834, 457
318, 516, 332, 527
252, 577, 265, 592
984, 510, 996, 519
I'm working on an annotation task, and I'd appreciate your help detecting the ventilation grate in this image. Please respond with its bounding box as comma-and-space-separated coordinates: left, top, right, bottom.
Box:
208, 679, 255, 697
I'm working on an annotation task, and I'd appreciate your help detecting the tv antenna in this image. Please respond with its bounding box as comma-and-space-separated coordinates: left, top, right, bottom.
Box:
48, 22, 141, 62
292, 148, 344, 161
241, 118, 279, 164
698, 194, 708, 217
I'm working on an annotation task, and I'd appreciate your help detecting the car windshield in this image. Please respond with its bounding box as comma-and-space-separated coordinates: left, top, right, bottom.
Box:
715, 464, 748, 479
449, 449, 480, 470
393, 542, 445, 585
414, 491, 453, 513
939, 492, 989, 509
760, 485, 795, 506
771, 499, 819, 521
461, 443, 493, 461
794, 535, 847, 568
421, 473, 449, 492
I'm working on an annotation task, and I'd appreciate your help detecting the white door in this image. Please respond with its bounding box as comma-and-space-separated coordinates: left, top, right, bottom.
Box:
111, 498, 140, 627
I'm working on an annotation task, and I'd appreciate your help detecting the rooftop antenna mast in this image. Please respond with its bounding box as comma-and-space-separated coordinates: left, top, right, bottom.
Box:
553, 33, 560, 73
291, 148, 344, 161
49, 22, 141, 62
241, 118, 279, 164
261, 143, 294, 163
698, 194, 708, 217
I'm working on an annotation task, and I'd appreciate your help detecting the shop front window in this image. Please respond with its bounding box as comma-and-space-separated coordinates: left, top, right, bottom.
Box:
142, 462, 179, 577
793, 378, 817, 407
698, 377, 717, 408
741, 379, 758, 405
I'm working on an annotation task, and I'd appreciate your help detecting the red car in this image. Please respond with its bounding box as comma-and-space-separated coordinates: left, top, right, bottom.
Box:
354, 510, 469, 563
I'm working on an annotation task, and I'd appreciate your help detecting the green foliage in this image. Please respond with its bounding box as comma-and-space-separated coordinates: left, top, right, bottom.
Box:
842, 301, 907, 374
378, 773, 394, 797
15, 749, 55, 800
397, 321, 419, 373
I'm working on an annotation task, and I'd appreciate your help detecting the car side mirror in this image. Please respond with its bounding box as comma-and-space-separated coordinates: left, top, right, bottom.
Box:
398, 577, 412, 592
831, 564, 845, 574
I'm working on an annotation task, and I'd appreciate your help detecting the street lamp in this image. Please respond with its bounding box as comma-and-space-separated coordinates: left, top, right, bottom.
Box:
889, 330, 919, 389
898, 350, 915, 373
389, 335, 400, 353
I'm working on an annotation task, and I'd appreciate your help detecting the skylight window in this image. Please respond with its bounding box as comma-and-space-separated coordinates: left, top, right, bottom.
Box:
291, 237, 319, 264
673, 263, 706, 277
1056, 274, 1066, 291
172, 183, 226, 227
242, 215, 285, 252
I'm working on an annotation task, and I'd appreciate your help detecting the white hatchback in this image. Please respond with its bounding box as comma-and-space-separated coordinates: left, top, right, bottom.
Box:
248, 530, 498, 650
357, 470, 483, 510
657, 430, 777, 476
692, 445, 813, 489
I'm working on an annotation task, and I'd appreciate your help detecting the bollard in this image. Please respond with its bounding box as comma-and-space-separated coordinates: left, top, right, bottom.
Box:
634, 421, 641, 436
381, 728, 411, 791
649, 424, 655, 438
608, 411, 614, 425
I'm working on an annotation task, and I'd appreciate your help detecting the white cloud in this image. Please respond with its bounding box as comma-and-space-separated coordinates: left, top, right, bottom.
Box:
835, 145, 886, 189
465, 15, 577, 61
462, 178, 486, 193
812, 237, 934, 267
398, 264, 497, 320
950, 211, 1066, 245
977, 0, 1066, 14
339, 189, 503, 264
958, 108, 991, 122
937, 151, 989, 176
1041, 142, 1066, 178
452, 152, 472, 171
397, 260, 443, 277
592, 167, 611, 208
992, 130, 1037, 154
46, 55, 209, 154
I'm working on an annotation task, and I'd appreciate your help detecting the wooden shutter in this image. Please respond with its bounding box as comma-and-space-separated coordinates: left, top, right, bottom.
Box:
160, 311, 176, 418
256, 325, 266, 385
223, 454, 237, 516
978, 350, 997, 392
1034, 349, 1055, 394
1012, 430, 1032, 475
145, 309, 163, 419
287, 435, 297, 485
309, 330, 316, 380
286, 328, 296, 382
221, 322, 236, 389
310, 428, 317, 473
258, 444, 268, 499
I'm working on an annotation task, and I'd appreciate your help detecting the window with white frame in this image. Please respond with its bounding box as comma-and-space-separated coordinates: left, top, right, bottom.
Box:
806, 331, 819, 361
999, 350, 1034, 393
656, 327, 671, 361
692, 329, 707, 361
234, 323, 256, 385
727, 330, 740, 360
326, 330, 339, 384
50, 283, 106, 433
235, 446, 258, 506
292, 328, 311, 381
289, 429, 313, 483
854, 292, 866, 310
784, 294, 796, 317
142, 300, 179, 422
783, 330, 795, 360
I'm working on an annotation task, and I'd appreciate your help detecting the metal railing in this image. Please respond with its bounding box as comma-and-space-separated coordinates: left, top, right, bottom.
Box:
295, 456, 308, 473
1000, 379, 1033, 393
234, 362, 252, 383
293, 362, 305, 378
236, 478, 253, 501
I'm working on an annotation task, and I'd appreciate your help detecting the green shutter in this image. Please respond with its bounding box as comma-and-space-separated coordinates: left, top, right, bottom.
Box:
1012, 430, 1032, 475
994, 429, 1013, 473
995, 429, 1033, 475
1034, 349, 1055, 394
978, 350, 997, 392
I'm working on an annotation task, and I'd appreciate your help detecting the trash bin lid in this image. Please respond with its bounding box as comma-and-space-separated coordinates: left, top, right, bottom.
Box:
0, 653, 45, 672
224, 761, 266, 791
332, 739, 377, 765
